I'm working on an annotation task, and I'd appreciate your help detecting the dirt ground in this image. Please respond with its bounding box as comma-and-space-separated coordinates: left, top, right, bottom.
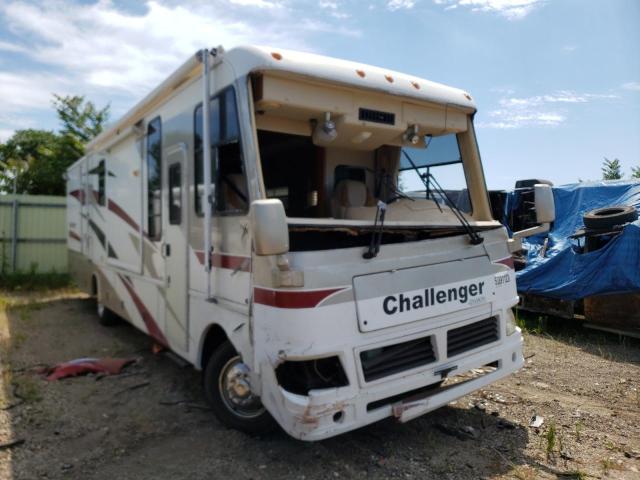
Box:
0, 290, 638, 480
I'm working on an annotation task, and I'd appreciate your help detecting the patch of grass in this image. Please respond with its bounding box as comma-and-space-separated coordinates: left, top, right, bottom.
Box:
0, 271, 72, 291
545, 422, 557, 460
574, 421, 584, 441
13, 374, 43, 404
559, 470, 587, 480
514, 309, 547, 335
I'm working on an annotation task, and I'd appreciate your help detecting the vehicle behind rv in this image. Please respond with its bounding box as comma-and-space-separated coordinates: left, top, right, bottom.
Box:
66, 46, 554, 440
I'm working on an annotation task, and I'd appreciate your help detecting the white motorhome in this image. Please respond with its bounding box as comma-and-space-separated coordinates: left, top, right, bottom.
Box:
66, 46, 554, 441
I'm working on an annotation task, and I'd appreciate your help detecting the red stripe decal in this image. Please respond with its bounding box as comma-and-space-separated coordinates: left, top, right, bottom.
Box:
195, 251, 251, 272
495, 256, 515, 270
69, 189, 85, 204
108, 199, 140, 233
118, 274, 168, 346
68, 230, 82, 242
254, 287, 344, 309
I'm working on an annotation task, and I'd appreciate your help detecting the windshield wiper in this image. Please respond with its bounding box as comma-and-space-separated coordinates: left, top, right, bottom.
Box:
363, 200, 388, 259
401, 150, 484, 245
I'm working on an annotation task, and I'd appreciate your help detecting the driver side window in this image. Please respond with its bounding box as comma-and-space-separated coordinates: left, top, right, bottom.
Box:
194, 87, 248, 216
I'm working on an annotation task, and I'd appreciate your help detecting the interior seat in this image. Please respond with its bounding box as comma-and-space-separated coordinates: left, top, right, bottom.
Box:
332, 179, 377, 219
221, 173, 249, 211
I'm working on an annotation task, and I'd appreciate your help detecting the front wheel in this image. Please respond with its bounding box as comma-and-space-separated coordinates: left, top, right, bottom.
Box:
203, 341, 276, 435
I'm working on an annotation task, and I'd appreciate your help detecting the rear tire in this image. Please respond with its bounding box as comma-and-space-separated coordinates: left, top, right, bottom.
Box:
583, 205, 637, 229
203, 340, 276, 435
93, 277, 120, 327
96, 299, 119, 326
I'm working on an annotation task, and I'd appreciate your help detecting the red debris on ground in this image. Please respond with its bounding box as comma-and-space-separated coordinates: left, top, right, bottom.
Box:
40, 358, 135, 381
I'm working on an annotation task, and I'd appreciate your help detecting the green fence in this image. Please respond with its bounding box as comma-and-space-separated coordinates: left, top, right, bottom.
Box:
0, 194, 67, 274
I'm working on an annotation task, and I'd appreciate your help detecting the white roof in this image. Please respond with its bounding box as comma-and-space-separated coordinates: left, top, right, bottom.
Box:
86, 45, 475, 153
228, 45, 476, 109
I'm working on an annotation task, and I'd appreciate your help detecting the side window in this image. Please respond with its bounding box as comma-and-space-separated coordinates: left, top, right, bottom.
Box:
97, 159, 106, 206
147, 117, 162, 240
168, 163, 182, 225
194, 87, 248, 216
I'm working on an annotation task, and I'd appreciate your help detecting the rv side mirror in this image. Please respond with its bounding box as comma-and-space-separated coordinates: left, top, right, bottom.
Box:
511, 184, 555, 244
534, 184, 555, 223
250, 199, 289, 256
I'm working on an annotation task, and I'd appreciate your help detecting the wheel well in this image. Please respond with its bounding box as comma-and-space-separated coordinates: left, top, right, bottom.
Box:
200, 324, 229, 369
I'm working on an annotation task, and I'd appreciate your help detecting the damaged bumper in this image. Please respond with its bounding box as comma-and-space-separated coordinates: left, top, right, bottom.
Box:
270, 332, 523, 441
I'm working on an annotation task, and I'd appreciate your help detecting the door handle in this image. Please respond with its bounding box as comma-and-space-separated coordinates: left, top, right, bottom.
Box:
163, 243, 171, 257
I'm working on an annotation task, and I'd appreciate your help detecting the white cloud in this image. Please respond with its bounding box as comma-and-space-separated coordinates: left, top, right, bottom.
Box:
0, 0, 358, 134
387, 0, 416, 11
0, 129, 16, 142
622, 82, 640, 91
478, 90, 618, 129
0, 40, 27, 53
229, 0, 282, 8
562, 45, 577, 53
435, 0, 547, 19
0, 71, 71, 113
319, 1, 350, 18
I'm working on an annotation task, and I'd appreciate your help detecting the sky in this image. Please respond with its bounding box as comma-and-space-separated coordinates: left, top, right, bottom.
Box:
0, 0, 639, 189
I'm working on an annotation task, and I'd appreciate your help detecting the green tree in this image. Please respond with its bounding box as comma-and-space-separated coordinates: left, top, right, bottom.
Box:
601, 157, 622, 180
0, 130, 75, 195
632, 166, 640, 179
52, 94, 110, 144
0, 95, 109, 195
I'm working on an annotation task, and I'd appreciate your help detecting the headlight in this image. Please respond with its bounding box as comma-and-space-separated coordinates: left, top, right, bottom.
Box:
505, 309, 517, 336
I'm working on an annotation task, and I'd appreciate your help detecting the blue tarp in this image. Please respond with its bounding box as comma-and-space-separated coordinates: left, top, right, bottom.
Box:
514, 180, 640, 300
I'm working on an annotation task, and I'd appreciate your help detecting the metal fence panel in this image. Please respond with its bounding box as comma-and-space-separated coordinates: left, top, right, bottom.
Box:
0, 194, 67, 274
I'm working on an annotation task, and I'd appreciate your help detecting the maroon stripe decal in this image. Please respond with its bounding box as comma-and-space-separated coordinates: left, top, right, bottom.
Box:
495, 256, 515, 270
108, 199, 140, 233
69, 189, 85, 204
254, 287, 344, 309
195, 251, 251, 272
118, 274, 168, 346
68, 230, 82, 242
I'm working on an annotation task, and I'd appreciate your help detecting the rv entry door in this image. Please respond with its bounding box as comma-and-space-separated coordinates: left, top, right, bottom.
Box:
163, 143, 189, 352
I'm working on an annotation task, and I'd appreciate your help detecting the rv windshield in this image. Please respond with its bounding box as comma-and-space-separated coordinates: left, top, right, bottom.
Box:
398, 133, 471, 214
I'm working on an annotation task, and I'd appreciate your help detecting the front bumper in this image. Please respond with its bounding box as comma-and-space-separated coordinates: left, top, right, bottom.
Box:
271, 331, 523, 441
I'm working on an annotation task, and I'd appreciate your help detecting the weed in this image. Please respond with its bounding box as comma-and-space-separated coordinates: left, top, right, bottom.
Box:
560, 470, 587, 480
545, 422, 557, 459
574, 421, 584, 441
13, 374, 42, 403
0, 271, 72, 291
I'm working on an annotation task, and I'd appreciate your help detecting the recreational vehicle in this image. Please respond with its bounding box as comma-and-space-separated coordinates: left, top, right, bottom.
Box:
66, 46, 554, 440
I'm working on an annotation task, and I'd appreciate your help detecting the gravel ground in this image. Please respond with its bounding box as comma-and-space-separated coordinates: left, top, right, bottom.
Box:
0, 290, 639, 480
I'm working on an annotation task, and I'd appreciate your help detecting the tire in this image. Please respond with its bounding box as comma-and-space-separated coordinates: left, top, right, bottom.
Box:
583, 205, 637, 230
96, 299, 120, 326
203, 341, 276, 435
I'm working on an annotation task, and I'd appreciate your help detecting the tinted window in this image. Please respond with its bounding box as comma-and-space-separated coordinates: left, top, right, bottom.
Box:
147, 117, 162, 239
168, 163, 182, 225
194, 87, 248, 215
97, 159, 106, 206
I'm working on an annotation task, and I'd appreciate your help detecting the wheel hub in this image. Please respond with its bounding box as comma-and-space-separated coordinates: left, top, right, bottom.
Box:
219, 356, 264, 418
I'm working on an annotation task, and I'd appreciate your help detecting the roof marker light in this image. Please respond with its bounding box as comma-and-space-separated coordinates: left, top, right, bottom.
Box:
385, 75, 394, 83
271, 52, 283, 61
411, 81, 420, 90
464, 92, 472, 100
356, 69, 366, 78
